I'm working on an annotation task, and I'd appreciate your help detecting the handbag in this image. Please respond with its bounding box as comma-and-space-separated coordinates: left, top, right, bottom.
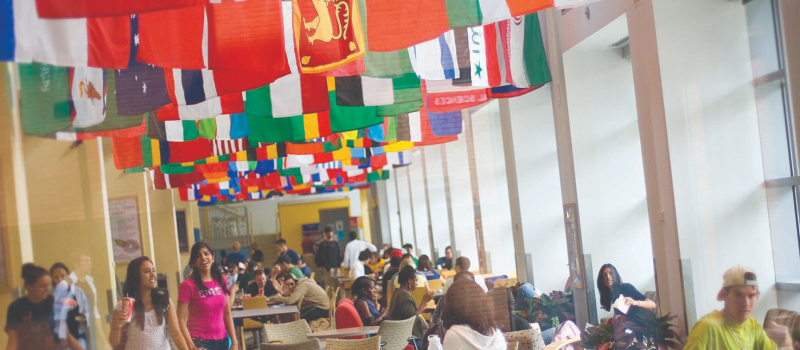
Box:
421, 319, 445, 349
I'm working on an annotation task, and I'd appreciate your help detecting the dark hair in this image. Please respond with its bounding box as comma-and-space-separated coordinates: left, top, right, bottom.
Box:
397, 266, 418, 286
22, 263, 48, 286
402, 253, 413, 261
455, 257, 470, 271
228, 262, 239, 271
453, 271, 475, 283
300, 256, 306, 263
49, 262, 70, 275
371, 251, 380, 259
124, 256, 167, 331
324, 226, 334, 234
276, 254, 292, 265
275, 239, 287, 246
445, 246, 451, 251
358, 249, 372, 262
403, 243, 413, 249
442, 280, 497, 336
253, 269, 265, 277
351, 276, 375, 300
597, 263, 623, 311
417, 255, 433, 271
220, 250, 227, 259
275, 271, 295, 282
189, 242, 230, 296
389, 256, 402, 270
349, 230, 357, 240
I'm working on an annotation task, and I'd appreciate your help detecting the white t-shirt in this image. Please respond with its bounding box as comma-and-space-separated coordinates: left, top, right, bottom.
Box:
443, 325, 507, 350
343, 239, 377, 269
350, 259, 366, 280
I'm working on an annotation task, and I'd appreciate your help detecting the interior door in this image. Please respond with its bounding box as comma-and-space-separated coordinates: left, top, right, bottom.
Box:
318, 207, 351, 251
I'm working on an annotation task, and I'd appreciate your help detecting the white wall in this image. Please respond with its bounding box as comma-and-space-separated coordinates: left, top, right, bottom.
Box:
653, 0, 778, 323
423, 146, 453, 259
509, 86, 571, 293
444, 130, 480, 266
563, 14, 656, 320
409, 150, 431, 256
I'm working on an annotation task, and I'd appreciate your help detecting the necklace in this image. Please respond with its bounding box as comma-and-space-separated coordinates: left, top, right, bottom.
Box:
723, 316, 746, 350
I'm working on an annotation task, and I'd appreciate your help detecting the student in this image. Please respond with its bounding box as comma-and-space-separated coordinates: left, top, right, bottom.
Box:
442, 257, 487, 293
596, 263, 656, 321
351, 276, 389, 327
350, 249, 371, 280
416, 255, 442, 281
684, 266, 790, 350
436, 246, 453, 270
432, 271, 475, 326
244, 269, 278, 297
365, 251, 385, 276
6, 263, 83, 350
250, 242, 264, 263
342, 230, 376, 270
441, 280, 507, 350
50, 262, 90, 349
297, 257, 312, 278
275, 239, 301, 265
110, 256, 188, 350
388, 266, 433, 349
276, 254, 304, 280
402, 243, 417, 265
69, 249, 107, 350
380, 256, 402, 308
314, 226, 341, 288
226, 242, 247, 267
226, 262, 240, 288
219, 250, 228, 266
237, 261, 256, 291
177, 242, 237, 350
271, 272, 331, 322
392, 255, 430, 292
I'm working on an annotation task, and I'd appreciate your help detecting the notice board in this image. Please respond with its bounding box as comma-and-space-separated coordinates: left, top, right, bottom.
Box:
109, 197, 143, 264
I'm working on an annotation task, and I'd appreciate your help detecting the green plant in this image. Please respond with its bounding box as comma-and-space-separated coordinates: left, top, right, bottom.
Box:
580, 314, 683, 350
580, 316, 634, 350
527, 291, 575, 330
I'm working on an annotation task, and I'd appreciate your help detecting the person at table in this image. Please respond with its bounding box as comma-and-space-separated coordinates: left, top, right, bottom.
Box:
237, 261, 256, 291
597, 263, 656, 321
381, 255, 403, 308
436, 246, 454, 270
314, 226, 342, 288
366, 252, 385, 277
244, 269, 278, 298
442, 257, 487, 293
6, 263, 83, 350
343, 229, 376, 270
352, 276, 389, 326
50, 262, 90, 350
276, 254, 304, 280
226, 242, 248, 268
297, 257, 312, 278
177, 242, 237, 350
271, 272, 331, 321
250, 242, 264, 264
417, 255, 444, 283
275, 239, 301, 265
388, 266, 433, 349
402, 243, 418, 265
350, 249, 372, 280
432, 271, 475, 326
110, 256, 189, 350
441, 279, 507, 350
684, 266, 791, 350
392, 256, 430, 292
226, 263, 241, 289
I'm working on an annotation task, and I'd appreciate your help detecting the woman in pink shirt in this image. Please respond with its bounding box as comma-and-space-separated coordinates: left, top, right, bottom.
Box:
177, 242, 237, 350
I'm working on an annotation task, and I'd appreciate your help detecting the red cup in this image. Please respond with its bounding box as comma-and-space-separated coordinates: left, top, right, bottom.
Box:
258, 289, 264, 296
120, 297, 135, 322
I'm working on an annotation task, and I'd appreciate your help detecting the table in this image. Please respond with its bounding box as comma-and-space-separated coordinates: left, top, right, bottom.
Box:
306, 326, 380, 339
232, 305, 299, 350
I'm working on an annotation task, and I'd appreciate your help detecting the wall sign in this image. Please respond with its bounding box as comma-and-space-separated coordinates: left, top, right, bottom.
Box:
108, 197, 143, 264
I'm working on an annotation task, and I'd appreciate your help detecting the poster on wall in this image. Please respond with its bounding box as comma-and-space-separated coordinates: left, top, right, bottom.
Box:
109, 198, 143, 264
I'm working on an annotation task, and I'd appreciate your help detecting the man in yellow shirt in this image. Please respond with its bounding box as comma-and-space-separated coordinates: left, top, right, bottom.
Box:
684, 266, 792, 350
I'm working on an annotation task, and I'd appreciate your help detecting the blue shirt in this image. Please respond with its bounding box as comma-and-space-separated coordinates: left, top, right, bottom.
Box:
300, 266, 312, 277
285, 249, 301, 265
226, 251, 248, 267
420, 270, 440, 280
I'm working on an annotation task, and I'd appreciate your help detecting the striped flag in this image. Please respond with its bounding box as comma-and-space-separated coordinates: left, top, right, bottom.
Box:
211, 138, 249, 157
156, 93, 244, 121
334, 76, 395, 107
197, 114, 250, 140
164, 120, 200, 142
479, 0, 552, 24
408, 31, 459, 81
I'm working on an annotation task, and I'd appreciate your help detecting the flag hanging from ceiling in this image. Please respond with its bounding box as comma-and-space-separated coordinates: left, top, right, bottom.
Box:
375, 73, 423, 116
0, 1, 130, 68
205, 0, 290, 73
365, 0, 450, 52
333, 76, 395, 107
136, 4, 205, 69
164, 120, 200, 142
408, 30, 459, 81
445, 0, 482, 28
197, 114, 251, 140
478, 0, 552, 25
34, 0, 200, 18
156, 93, 244, 121
292, 0, 366, 73
353, 0, 415, 78
115, 15, 171, 115
425, 80, 490, 113
502, 13, 551, 88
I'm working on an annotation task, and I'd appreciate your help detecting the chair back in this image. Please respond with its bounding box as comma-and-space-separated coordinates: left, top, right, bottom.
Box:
485, 275, 508, 290
494, 277, 519, 289
243, 296, 269, 330
263, 319, 312, 344
376, 317, 416, 350
488, 287, 512, 332
325, 336, 381, 350
504, 327, 546, 350
439, 270, 456, 279
260, 338, 321, 350
428, 279, 443, 293
338, 298, 354, 307
329, 291, 338, 329
765, 308, 800, 336
409, 286, 427, 306
335, 301, 366, 339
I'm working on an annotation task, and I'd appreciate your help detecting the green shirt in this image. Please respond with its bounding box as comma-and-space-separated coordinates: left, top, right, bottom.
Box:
289, 266, 304, 280
684, 310, 777, 350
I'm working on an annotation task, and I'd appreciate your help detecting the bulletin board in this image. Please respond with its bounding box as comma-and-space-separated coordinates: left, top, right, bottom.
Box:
108, 197, 143, 264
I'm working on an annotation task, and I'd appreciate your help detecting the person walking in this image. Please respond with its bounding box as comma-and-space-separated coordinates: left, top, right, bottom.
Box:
314, 226, 341, 288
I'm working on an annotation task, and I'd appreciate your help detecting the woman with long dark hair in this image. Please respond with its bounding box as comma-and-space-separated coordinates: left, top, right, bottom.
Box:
109, 256, 188, 350
416, 255, 443, 282
351, 276, 388, 326
441, 280, 506, 349
177, 242, 237, 350
388, 266, 433, 349
596, 264, 656, 320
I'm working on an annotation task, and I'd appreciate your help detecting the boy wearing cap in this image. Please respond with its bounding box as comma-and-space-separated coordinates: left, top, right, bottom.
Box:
684, 266, 791, 350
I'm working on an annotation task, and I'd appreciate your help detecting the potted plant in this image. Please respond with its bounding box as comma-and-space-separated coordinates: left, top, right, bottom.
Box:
525, 290, 575, 331
580, 314, 683, 350
580, 316, 634, 350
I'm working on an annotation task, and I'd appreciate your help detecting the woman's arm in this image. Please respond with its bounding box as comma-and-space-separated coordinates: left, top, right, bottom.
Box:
108, 302, 128, 347
167, 300, 190, 350
6, 329, 17, 350
415, 291, 433, 315
177, 301, 200, 350
67, 332, 85, 350
356, 300, 386, 326
629, 298, 657, 309
223, 297, 238, 350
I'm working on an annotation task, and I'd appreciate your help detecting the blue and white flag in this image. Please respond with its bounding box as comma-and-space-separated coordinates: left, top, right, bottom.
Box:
408, 31, 459, 81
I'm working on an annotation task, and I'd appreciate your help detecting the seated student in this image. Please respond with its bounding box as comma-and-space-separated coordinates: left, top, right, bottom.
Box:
276, 254, 304, 280
244, 269, 277, 297
352, 276, 389, 326
441, 279, 507, 350
381, 256, 403, 308
350, 249, 372, 280
436, 246, 454, 270
684, 266, 791, 350
392, 255, 430, 292
432, 271, 476, 326
366, 251, 386, 276
596, 263, 656, 322
297, 257, 312, 278
388, 266, 434, 349
227, 241, 248, 267
417, 255, 443, 281
442, 257, 487, 293
384, 249, 403, 275
271, 272, 331, 321
237, 261, 257, 291
275, 239, 301, 265
227, 262, 240, 288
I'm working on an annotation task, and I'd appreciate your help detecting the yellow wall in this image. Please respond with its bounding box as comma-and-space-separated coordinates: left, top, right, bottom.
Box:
360, 189, 372, 243
278, 199, 351, 253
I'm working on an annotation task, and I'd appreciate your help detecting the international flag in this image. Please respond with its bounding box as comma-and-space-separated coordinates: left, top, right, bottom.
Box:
211, 138, 249, 157
424, 80, 489, 113
354, 0, 415, 79
150, 167, 205, 190
135, 3, 204, 69
478, 0, 552, 25
205, 0, 289, 73
312, 58, 366, 77
1, 1, 129, 68
18, 63, 143, 137
327, 77, 384, 133
334, 76, 395, 107
111, 135, 212, 169
375, 73, 423, 116
34, 0, 200, 18
164, 120, 199, 142
408, 31, 459, 80
445, 0, 482, 28
198, 114, 251, 140
365, 0, 450, 52
156, 93, 244, 121
115, 15, 171, 115
292, 0, 365, 74
502, 13, 551, 88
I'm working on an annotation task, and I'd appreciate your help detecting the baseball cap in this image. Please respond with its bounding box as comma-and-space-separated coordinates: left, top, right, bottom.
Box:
722, 265, 758, 288
276, 254, 292, 265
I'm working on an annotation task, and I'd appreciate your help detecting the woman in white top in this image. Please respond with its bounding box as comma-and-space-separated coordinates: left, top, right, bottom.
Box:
441, 280, 507, 350
350, 249, 372, 280
110, 256, 188, 350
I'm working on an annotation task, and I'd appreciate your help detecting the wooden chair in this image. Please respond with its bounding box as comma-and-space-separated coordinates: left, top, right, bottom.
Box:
325, 336, 381, 350
244, 296, 269, 346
